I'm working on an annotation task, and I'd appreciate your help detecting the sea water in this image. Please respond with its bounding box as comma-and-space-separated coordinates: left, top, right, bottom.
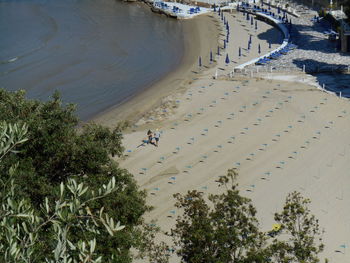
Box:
0, 0, 185, 120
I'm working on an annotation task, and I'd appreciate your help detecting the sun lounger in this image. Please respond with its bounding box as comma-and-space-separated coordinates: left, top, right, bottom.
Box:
255, 59, 266, 65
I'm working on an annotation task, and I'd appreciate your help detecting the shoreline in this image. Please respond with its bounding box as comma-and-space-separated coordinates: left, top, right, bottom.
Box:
110, 4, 349, 263
92, 13, 220, 128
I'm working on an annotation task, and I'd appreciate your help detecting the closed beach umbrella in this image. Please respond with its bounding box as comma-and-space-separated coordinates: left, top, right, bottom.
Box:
251, 16, 254, 26
258, 44, 261, 54
218, 8, 220, 15
210, 50, 213, 63
217, 46, 220, 55
226, 23, 229, 30
248, 42, 251, 50
239, 47, 242, 58
224, 16, 226, 24
224, 39, 226, 49
226, 34, 229, 43
199, 56, 202, 67
255, 20, 258, 30
213, 5, 216, 12
225, 53, 230, 64
249, 34, 252, 44
269, 42, 271, 49
246, 12, 250, 20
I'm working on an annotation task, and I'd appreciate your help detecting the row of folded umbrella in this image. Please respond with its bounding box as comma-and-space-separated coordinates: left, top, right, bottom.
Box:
153, 3, 201, 15
255, 43, 297, 65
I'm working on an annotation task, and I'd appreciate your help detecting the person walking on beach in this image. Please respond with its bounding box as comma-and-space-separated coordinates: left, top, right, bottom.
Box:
154, 129, 161, 147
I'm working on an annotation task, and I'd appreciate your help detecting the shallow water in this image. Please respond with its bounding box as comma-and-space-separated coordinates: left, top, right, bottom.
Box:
0, 0, 185, 120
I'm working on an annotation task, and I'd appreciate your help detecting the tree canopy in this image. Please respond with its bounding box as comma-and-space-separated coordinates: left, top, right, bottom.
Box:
172, 169, 325, 263
0, 89, 148, 262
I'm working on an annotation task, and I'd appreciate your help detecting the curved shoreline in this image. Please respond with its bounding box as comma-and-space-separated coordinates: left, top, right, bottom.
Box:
93, 13, 220, 127
93, 8, 285, 128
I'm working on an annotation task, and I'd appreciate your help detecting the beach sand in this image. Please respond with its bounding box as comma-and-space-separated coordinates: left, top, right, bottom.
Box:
99, 10, 350, 263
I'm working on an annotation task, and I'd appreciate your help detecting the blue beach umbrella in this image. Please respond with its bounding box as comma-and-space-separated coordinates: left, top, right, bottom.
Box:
226, 23, 229, 30
225, 53, 230, 64
246, 12, 250, 20
213, 5, 216, 12
258, 44, 261, 54
199, 56, 202, 67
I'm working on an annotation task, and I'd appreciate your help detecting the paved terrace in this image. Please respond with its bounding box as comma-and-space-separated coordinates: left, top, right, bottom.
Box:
249, 4, 350, 73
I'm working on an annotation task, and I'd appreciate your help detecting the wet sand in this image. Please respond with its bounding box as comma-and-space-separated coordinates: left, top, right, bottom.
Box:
93, 14, 220, 127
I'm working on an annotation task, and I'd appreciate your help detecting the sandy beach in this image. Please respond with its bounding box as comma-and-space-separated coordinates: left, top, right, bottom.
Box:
94, 8, 283, 127
97, 7, 350, 263
93, 13, 219, 127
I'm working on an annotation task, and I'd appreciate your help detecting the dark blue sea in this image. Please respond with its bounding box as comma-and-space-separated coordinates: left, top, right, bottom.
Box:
0, 0, 185, 120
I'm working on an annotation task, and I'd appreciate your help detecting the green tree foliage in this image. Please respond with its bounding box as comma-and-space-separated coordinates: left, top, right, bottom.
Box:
0, 121, 125, 262
270, 192, 324, 263
0, 89, 148, 262
172, 170, 325, 263
172, 169, 268, 263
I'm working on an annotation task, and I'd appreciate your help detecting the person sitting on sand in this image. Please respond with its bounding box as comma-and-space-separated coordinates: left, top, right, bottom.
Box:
147, 130, 153, 144
154, 129, 161, 147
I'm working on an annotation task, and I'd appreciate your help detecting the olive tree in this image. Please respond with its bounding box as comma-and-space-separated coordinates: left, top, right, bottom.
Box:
270, 192, 324, 263
0, 121, 125, 263
172, 169, 268, 263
